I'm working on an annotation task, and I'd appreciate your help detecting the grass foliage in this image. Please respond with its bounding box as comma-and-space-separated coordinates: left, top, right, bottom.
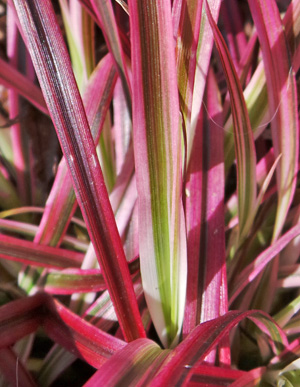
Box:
0, 0, 300, 385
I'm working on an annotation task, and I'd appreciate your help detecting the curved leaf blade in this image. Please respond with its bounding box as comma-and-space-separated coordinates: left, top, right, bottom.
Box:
229, 223, 300, 304
84, 339, 168, 386
205, 0, 257, 244
151, 310, 287, 385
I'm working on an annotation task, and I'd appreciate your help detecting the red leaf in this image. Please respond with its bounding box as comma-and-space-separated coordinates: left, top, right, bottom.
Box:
12, 0, 145, 341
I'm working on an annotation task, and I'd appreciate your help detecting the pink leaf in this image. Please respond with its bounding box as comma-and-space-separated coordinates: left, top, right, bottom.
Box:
0, 57, 47, 115
229, 223, 300, 304
12, 0, 145, 342
0, 234, 84, 268
248, 0, 299, 241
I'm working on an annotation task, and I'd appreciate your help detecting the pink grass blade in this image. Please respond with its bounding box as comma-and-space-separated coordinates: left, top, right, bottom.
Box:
183, 107, 203, 335
12, 0, 145, 341
0, 234, 84, 268
113, 78, 132, 175
0, 348, 37, 387
90, 0, 131, 108
42, 260, 139, 295
84, 339, 169, 386
43, 297, 126, 368
248, 0, 299, 243
200, 70, 229, 364
151, 310, 287, 385
229, 223, 300, 305
219, 0, 248, 72
0, 293, 126, 368
183, 69, 228, 358
190, 0, 222, 160
85, 343, 246, 386
35, 53, 117, 247
173, 0, 203, 132
205, 0, 256, 245
199, 70, 228, 327
129, 0, 187, 348
0, 57, 48, 115
39, 259, 136, 385
25, 56, 125, 309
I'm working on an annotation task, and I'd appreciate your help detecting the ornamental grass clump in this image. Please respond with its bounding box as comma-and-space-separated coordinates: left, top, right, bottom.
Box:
0, 0, 300, 385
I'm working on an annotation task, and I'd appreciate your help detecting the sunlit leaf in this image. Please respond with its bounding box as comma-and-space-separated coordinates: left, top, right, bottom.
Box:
248, 0, 299, 242
129, 0, 187, 348
12, 0, 145, 341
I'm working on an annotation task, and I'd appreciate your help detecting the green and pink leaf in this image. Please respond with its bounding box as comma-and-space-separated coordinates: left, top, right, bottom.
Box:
129, 0, 187, 347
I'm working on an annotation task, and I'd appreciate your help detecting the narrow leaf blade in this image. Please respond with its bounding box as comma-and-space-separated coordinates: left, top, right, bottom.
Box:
248, 0, 299, 242
12, 0, 145, 341
205, 0, 257, 243
129, 0, 187, 347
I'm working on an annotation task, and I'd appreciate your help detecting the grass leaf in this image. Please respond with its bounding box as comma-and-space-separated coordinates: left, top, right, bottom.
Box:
205, 0, 257, 245
12, 0, 145, 342
129, 0, 187, 348
248, 0, 299, 242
